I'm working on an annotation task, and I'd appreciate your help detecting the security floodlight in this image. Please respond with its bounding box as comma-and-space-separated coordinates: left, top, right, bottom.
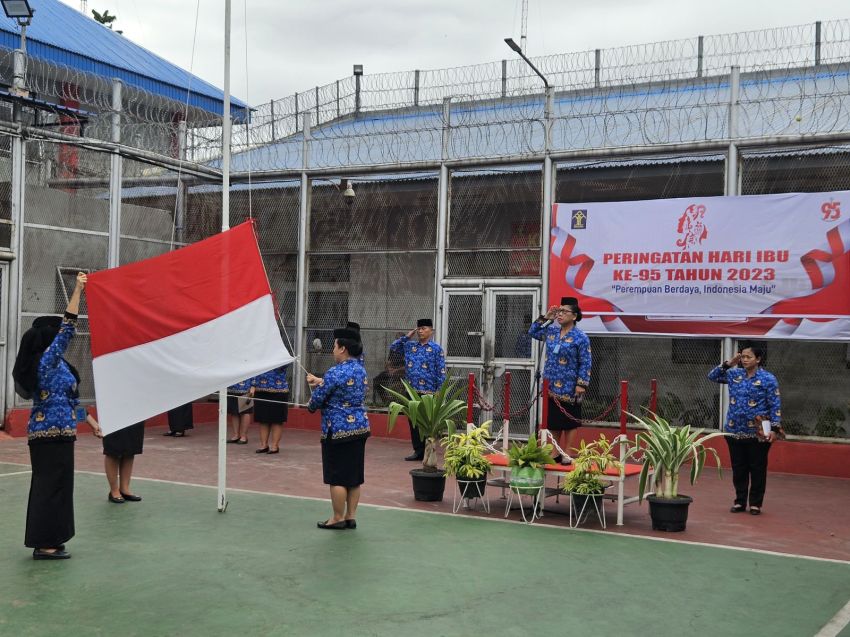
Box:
1, 0, 33, 20
342, 180, 355, 205
353, 64, 363, 76
504, 38, 522, 54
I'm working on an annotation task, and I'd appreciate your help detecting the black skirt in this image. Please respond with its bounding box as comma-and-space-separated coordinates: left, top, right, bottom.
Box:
26, 440, 75, 548
168, 402, 194, 432
321, 437, 367, 487
103, 422, 145, 457
547, 395, 582, 431
253, 391, 288, 424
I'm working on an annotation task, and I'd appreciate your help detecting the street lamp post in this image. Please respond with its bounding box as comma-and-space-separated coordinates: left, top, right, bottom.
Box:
2, 0, 34, 97
504, 37, 549, 88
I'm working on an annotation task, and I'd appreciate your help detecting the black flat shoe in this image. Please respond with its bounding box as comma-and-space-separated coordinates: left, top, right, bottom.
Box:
163, 431, 177, 437
108, 494, 125, 503
730, 504, 746, 513
404, 453, 424, 461
226, 438, 240, 444
120, 493, 142, 502
33, 549, 71, 560
173, 431, 186, 437
345, 519, 357, 529
317, 520, 347, 530
267, 449, 280, 454
749, 506, 762, 516
255, 447, 269, 454
235, 439, 248, 445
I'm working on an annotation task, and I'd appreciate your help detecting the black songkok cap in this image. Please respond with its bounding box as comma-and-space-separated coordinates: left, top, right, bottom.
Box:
417, 318, 433, 328
333, 328, 360, 342
346, 321, 361, 332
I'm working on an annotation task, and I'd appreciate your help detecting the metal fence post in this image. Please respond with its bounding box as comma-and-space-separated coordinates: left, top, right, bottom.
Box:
501, 59, 508, 97
293, 113, 312, 404
108, 78, 123, 269
5, 134, 25, 408
435, 98, 451, 337
269, 98, 276, 141
594, 49, 601, 87
176, 119, 187, 245
315, 86, 320, 125
414, 69, 420, 107
294, 92, 299, 131
726, 66, 740, 197
355, 75, 361, 114
697, 35, 704, 77
815, 21, 822, 66
336, 80, 340, 119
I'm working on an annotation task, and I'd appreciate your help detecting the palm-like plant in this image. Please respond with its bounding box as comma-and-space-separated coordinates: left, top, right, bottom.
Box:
442, 421, 493, 479
386, 379, 468, 472
626, 411, 726, 500
506, 435, 556, 469
563, 434, 623, 496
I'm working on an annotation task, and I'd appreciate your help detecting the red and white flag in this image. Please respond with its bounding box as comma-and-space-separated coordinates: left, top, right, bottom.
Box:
87, 221, 293, 435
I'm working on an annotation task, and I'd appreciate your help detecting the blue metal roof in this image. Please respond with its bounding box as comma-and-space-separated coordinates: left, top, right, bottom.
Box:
0, 0, 247, 120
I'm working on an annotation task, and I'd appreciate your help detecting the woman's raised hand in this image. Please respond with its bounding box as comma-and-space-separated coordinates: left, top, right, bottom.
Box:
75, 272, 88, 290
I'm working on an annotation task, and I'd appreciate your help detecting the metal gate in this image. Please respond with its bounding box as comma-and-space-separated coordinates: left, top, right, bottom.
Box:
442, 287, 538, 437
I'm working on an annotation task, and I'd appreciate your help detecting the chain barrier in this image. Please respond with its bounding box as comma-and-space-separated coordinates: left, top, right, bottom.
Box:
470, 384, 545, 420
549, 393, 620, 425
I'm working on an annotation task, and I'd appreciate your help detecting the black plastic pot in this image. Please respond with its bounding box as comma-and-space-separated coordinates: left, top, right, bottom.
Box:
456, 477, 487, 500
647, 494, 693, 532
410, 469, 446, 502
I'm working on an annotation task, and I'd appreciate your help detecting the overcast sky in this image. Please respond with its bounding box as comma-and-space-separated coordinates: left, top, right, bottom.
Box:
59, 1, 848, 106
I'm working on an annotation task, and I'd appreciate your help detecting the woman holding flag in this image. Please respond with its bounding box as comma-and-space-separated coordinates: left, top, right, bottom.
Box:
13, 272, 100, 560
307, 327, 370, 530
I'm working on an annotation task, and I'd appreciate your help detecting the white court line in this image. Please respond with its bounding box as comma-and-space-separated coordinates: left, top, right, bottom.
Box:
0, 470, 32, 477
59, 468, 850, 567
814, 597, 850, 637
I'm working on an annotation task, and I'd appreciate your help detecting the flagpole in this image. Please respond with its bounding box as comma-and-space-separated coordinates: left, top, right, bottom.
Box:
218, 0, 232, 512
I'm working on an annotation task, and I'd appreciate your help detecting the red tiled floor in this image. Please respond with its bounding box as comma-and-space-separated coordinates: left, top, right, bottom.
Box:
1, 423, 848, 561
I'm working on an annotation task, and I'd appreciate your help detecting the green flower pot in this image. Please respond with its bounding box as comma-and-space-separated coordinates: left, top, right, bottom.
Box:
510, 466, 545, 494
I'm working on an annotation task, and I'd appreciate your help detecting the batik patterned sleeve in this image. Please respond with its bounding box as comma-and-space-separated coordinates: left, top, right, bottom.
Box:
390, 335, 409, 354
38, 320, 76, 377
576, 333, 592, 387
437, 345, 446, 385
528, 321, 547, 341
765, 374, 782, 425
307, 367, 337, 412
707, 365, 729, 384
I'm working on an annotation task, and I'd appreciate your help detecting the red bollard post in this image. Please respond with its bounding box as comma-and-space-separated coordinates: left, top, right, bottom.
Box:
503, 371, 512, 421
649, 378, 657, 415
619, 380, 629, 436
541, 378, 549, 431
467, 373, 475, 427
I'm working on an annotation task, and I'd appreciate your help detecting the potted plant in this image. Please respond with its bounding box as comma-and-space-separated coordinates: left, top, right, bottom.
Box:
626, 411, 725, 532
562, 434, 622, 523
386, 379, 468, 502
506, 435, 556, 495
443, 421, 493, 500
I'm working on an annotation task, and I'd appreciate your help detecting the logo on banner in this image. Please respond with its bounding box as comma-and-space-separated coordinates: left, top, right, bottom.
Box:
675, 204, 708, 250
571, 209, 587, 229
821, 199, 841, 222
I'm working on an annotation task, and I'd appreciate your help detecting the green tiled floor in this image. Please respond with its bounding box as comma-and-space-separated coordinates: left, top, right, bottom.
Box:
1, 464, 848, 637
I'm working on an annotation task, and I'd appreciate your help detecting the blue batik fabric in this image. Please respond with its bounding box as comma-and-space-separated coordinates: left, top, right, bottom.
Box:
228, 378, 253, 394
389, 336, 446, 394
28, 319, 79, 442
708, 365, 781, 438
528, 321, 592, 400
252, 366, 290, 394
307, 359, 370, 443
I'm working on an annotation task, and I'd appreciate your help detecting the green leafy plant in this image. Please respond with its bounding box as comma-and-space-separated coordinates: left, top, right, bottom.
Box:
442, 421, 493, 479
506, 435, 556, 469
626, 411, 726, 500
386, 379, 468, 472
563, 434, 623, 496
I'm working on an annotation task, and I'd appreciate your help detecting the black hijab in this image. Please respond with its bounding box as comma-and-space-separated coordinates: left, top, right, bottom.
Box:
12, 316, 80, 399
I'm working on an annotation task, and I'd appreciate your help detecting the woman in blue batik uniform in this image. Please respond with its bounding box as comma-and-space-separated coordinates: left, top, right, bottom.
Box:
225, 378, 253, 444
307, 327, 370, 530
528, 296, 592, 465
12, 273, 101, 560
251, 367, 290, 454
708, 342, 783, 515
